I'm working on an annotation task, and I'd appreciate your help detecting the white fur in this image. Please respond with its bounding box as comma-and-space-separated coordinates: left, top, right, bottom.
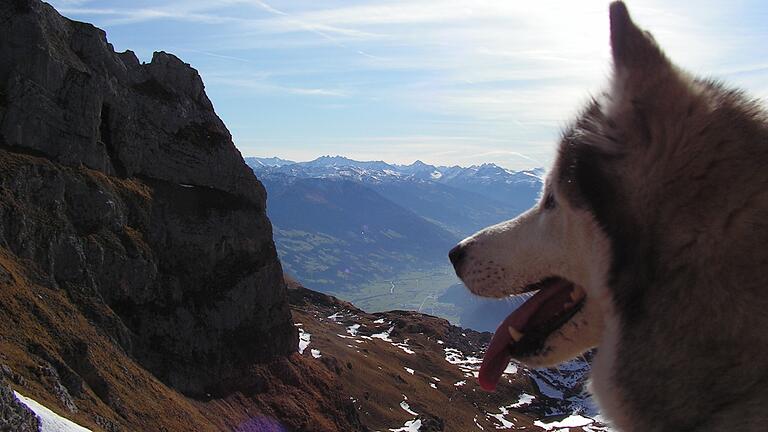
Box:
457, 176, 611, 367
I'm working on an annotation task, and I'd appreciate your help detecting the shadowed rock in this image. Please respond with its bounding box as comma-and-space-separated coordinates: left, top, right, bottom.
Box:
0, 0, 295, 396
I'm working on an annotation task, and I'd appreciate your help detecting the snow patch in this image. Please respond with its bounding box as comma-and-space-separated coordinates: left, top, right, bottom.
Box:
400, 401, 418, 416
531, 374, 564, 399
534, 414, 594, 430
473, 415, 484, 430
393, 340, 415, 354
346, 323, 361, 336
390, 419, 421, 432
487, 405, 515, 429
298, 328, 311, 354
404, 367, 414, 375
311, 349, 322, 359
14, 392, 92, 432
371, 326, 394, 342
511, 393, 535, 408
503, 362, 518, 375
444, 347, 483, 377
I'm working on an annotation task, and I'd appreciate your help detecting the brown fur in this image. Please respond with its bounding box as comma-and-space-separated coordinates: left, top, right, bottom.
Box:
452, 3, 768, 430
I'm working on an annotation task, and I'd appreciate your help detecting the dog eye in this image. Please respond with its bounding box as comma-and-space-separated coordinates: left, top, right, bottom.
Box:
543, 193, 556, 210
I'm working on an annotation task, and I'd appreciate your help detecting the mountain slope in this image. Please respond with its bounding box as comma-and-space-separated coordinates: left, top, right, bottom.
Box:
288, 278, 609, 432
250, 156, 542, 239
244, 156, 296, 167
0, 1, 362, 430
440, 164, 543, 205
263, 176, 458, 291
369, 181, 517, 238
250, 157, 543, 329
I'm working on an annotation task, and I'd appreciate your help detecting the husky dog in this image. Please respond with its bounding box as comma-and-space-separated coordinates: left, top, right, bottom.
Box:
449, 2, 768, 431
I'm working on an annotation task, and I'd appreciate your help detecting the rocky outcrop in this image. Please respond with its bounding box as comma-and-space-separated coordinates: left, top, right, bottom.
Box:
0, 379, 39, 432
0, 0, 294, 397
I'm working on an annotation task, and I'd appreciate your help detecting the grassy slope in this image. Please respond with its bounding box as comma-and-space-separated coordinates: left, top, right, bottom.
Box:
288, 279, 608, 432
0, 151, 363, 432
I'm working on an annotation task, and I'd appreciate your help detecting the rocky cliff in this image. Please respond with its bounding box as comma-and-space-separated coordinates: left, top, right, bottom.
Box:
0, 1, 369, 430
0, 0, 296, 396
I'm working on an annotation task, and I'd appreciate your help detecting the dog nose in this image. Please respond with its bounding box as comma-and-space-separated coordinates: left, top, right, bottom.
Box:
448, 244, 466, 268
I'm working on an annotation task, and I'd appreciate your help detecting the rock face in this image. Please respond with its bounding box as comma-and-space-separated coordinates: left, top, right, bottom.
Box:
0, 379, 40, 432
0, 0, 294, 396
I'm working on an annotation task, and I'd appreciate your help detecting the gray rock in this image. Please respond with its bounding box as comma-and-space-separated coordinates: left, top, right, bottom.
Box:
0, 0, 296, 396
0, 379, 40, 432
34, 362, 78, 413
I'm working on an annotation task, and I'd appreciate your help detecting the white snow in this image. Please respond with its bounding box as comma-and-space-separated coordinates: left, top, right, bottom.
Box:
521, 170, 544, 181
404, 367, 414, 375
298, 328, 311, 354
531, 375, 564, 399
444, 347, 484, 379
327, 312, 343, 321
534, 414, 594, 430
373, 318, 386, 324
311, 349, 322, 359
487, 405, 515, 429
371, 326, 394, 342
346, 324, 361, 336
431, 376, 440, 382
400, 401, 418, 416
393, 341, 415, 354
454, 380, 466, 387
510, 393, 535, 408
429, 383, 437, 389
390, 419, 422, 432
503, 362, 518, 375
444, 348, 481, 366
14, 392, 92, 432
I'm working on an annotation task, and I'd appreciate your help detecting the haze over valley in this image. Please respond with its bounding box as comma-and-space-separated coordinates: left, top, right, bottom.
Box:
248, 156, 543, 332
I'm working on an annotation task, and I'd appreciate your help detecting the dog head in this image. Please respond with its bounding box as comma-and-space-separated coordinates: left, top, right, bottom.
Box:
449, 1, 759, 387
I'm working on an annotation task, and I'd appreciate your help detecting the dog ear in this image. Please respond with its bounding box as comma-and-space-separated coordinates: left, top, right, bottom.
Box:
609, 2, 671, 82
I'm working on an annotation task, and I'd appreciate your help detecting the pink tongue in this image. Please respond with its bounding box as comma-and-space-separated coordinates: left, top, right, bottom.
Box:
478, 280, 572, 391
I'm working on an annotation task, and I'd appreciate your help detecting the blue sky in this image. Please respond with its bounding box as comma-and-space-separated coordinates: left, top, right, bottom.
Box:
50, 0, 768, 170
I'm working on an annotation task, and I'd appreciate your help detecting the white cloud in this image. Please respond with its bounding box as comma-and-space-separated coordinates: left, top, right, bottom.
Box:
51, 0, 768, 169
204, 75, 349, 97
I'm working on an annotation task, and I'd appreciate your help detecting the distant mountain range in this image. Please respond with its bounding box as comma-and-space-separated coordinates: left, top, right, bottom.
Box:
247, 156, 543, 238
247, 156, 545, 331
247, 156, 543, 208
